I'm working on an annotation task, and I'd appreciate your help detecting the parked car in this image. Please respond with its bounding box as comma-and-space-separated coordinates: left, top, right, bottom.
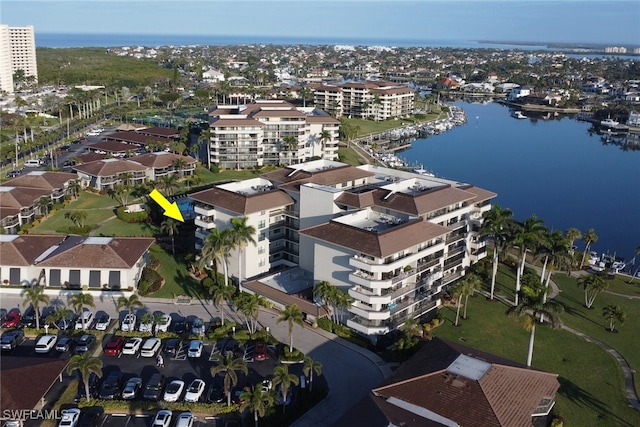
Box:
55, 336, 75, 353
35, 334, 58, 354
254, 341, 267, 361
74, 373, 100, 402
98, 371, 123, 400
121, 377, 143, 400
184, 379, 205, 403
143, 373, 165, 401
77, 407, 104, 427
140, 337, 161, 357
187, 340, 203, 358
94, 314, 111, 331
122, 337, 143, 355
75, 334, 96, 353
163, 338, 180, 357
103, 335, 126, 356
151, 410, 172, 427
2, 310, 21, 328
163, 380, 184, 402
138, 315, 154, 333
175, 412, 194, 427
172, 318, 186, 334
57, 408, 81, 427
75, 309, 94, 330
6, 169, 22, 178
191, 317, 205, 336
0, 308, 7, 323
120, 314, 136, 332
156, 313, 172, 332
20, 305, 40, 328
55, 311, 77, 331
0, 329, 25, 351
206, 379, 225, 403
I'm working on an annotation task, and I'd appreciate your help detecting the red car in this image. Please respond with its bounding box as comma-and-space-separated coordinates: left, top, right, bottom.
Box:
254, 341, 267, 361
2, 311, 21, 328
103, 335, 126, 356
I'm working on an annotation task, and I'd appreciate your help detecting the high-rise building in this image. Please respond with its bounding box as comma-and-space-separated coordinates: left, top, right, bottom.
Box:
0, 24, 38, 94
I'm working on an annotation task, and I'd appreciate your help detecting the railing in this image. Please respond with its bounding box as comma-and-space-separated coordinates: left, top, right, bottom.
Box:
446, 233, 466, 244
446, 246, 466, 258
442, 271, 464, 285
2, 217, 20, 227
447, 219, 467, 230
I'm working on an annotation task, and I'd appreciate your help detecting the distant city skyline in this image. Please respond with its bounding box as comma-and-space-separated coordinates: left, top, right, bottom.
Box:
2, 0, 639, 46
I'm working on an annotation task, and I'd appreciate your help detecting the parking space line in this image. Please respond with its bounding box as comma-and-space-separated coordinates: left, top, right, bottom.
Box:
209, 341, 220, 361
174, 341, 187, 360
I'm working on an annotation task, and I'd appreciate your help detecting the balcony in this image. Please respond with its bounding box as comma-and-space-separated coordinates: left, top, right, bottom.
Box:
446, 246, 466, 258
348, 271, 392, 289
20, 207, 35, 218
348, 301, 391, 321
2, 217, 20, 228
446, 233, 466, 245
194, 204, 215, 216
389, 299, 439, 327
195, 215, 216, 229
347, 317, 389, 335
195, 229, 209, 241
442, 271, 464, 285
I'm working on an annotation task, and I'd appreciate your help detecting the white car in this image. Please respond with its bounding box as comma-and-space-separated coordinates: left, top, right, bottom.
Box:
152, 410, 172, 427
175, 412, 194, 427
121, 314, 136, 332
122, 337, 143, 355
187, 340, 203, 358
184, 379, 205, 403
163, 380, 184, 402
156, 313, 172, 332
140, 337, 161, 357
138, 317, 154, 333
35, 334, 58, 354
58, 408, 81, 427
122, 377, 143, 400
94, 313, 111, 331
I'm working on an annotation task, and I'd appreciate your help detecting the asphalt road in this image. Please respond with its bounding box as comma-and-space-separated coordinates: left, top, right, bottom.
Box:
1, 294, 387, 426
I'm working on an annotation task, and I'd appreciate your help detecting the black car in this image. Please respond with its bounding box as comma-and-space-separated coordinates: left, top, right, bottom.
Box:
0, 329, 25, 351
163, 338, 180, 357
56, 311, 77, 331
0, 308, 7, 323
6, 169, 22, 178
206, 378, 225, 403
98, 371, 122, 400
142, 373, 165, 401
78, 407, 104, 427
74, 372, 100, 402
172, 318, 186, 334
55, 336, 75, 353
76, 334, 96, 353
20, 305, 41, 328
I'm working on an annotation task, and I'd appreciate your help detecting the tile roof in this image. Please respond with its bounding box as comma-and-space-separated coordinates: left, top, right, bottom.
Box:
210, 117, 264, 127
261, 164, 374, 186
0, 186, 51, 209
242, 280, 329, 319
0, 235, 66, 265
189, 188, 294, 215
367, 186, 477, 216
87, 140, 140, 152
137, 126, 180, 137
460, 185, 498, 203
73, 159, 148, 176
1, 171, 77, 191
300, 218, 450, 258
105, 131, 172, 145
305, 115, 341, 124
132, 152, 196, 168
77, 152, 107, 163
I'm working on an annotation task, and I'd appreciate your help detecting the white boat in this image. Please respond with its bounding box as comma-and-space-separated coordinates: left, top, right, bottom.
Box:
600, 117, 620, 128
511, 110, 527, 119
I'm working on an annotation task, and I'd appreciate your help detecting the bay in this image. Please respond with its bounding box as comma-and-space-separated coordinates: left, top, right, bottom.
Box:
400, 101, 640, 262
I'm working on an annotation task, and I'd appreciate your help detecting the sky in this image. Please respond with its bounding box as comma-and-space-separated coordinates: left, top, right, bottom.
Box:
1, 0, 639, 45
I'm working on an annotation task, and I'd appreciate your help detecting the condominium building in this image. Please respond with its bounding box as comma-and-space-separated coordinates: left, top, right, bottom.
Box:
312, 80, 415, 120
191, 159, 495, 341
0, 24, 38, 94
206, 100, 340, 169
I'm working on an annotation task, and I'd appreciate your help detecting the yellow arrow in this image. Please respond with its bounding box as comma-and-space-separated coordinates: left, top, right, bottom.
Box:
149, 189, 184, 222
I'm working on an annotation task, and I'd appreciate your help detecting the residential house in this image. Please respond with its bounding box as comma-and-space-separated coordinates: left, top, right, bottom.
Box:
507, 86, 532, 101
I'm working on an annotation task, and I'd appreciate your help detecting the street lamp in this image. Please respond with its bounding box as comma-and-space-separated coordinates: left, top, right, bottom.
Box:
232, 326, 235, 338
44, 324, 49, 335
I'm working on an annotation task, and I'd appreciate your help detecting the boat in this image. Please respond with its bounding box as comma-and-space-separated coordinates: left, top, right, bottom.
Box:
511, 110, 527, 119
600, 117, 620, 128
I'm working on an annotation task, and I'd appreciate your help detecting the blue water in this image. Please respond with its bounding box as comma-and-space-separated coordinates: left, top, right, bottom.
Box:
401, 101, 640, 262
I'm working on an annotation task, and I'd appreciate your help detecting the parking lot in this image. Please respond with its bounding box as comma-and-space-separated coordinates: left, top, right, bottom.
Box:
98, 413, 227, 427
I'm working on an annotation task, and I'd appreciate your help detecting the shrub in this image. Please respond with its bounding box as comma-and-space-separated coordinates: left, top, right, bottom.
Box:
68, 225, 92, 235
115, 206, 149, 223
280, 346, 304, 362
317, 317, 333, 332
138, 266, 163, 295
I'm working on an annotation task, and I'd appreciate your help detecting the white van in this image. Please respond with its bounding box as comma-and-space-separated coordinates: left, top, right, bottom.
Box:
75, 309, 94, 330
24, 159, 41, 168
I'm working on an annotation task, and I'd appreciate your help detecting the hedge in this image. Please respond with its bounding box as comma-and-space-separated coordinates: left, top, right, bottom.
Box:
115, 206, 149, 223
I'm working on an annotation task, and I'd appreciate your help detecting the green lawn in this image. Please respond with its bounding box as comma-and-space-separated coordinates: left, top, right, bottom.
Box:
342, 110, 445, 138
65, 192, 119, 209
147, 246, 204, 299
31, 208, 115, 234
93, 218, 158, 237
338, 146, 368, 166
603, 274, 640, 296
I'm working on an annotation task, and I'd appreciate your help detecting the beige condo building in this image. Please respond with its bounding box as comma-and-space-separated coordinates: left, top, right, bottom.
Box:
0, 24, 38, 94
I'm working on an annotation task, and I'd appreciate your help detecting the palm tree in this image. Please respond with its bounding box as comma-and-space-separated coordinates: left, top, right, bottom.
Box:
68, 293, 95, 329
628, 245, 640, 283
229, 217, 256, 287
333, 289, 353, 323
313, 280, 336, 320
239, 385, 275, 427
67, 352, 103, 402
302, 356, 323, 392
318, 129, 331, 156
451, 280, 465, 326
577, 272, 609, 309
37, 196, 53, 219
200, 227, 234, 288
479, 204, 514, 300
67, 180, 81, 200
210, 351, 248, 406
461, 273, 482, 320
157, 174, 179, 196
234, 292, 268, 334
507, 215, 547, 306
508, 282, 564, 367
580, 229, 599, 268
211, 282, 235, 326
160, 218, 180, 255
116, 294, 144, 317
565, 228, 582, 268
602, 304, 625, 332
22, 286, 50, 330
172, 158, 187, 178
277, 304, 305, 353
64, 210, 88, 227
272, 365, 299, 414
46, 307, 73, 331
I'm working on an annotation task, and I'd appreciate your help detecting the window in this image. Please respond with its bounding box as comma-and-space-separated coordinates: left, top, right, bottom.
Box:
260, 210, 266, 215
258, 246, 266, 254
273, 228, 282, 234
49, 269, 61, 287
258, 220, 266, 229
258, 258, 266, 267
89, 270, 101, 288
258, 232, 266, 242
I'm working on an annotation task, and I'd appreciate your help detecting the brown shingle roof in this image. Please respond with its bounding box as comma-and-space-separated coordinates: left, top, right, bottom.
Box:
189, 188, 294, 215
261, 164, 374, 186
133, 152, 196, 168
366, 186, 477, 216
461, 185, 498, 203
137, 126, 180, 138
77, 152, 107, 163
243, 280, 329, 319
334, 190, 376, 208
0, 187, 51, 209
305, 115, 340, 124
73, 159, 148, 176
2, 171, 77, 191
87, 140, 140, 152
210, 117, 264, 127
0, 235, 66, 266
300, 219, 450, 258
105, 131, 172, 146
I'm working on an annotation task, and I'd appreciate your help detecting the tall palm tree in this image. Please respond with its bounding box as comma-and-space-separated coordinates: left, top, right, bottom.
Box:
451, 280, 465, 326
602, 304, 625, 332
302, 356, 323, 392
67, 180, 81, 200
116, 294, 144, 317
68, 293, 95, 330
210, 351, 248, 406
160, 218, 180, 255
171, 157, 187, 178
239, 385, 275, 427
479, 204, 514, 300
67, 352, 103, 402
22, 286, 50, 330
277, 304, 305, 353
234, 292, 267, 334
579, 229, 599, 268
577, 272, 609, 309
313, 280, 336, 320
158, 174, 179, 196
461, 273, 482, 320
37, 196, 53, 219
64, 210, 88, 228
507, 215, 547, 306
200, 227, 234, 288
508, 282, 564, 367
229, 217, 256, 287
211, 283, 235, 326
272, 365, 299, 414
46, 307, 73, 331
318, 129, 331, 156
565, 228, 582, 268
